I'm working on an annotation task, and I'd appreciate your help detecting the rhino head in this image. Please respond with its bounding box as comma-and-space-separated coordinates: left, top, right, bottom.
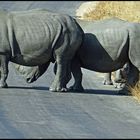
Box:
13, 61, 50, 83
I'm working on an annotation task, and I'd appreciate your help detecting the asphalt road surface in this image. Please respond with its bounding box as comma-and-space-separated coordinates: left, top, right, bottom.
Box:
0, 1, 140, 139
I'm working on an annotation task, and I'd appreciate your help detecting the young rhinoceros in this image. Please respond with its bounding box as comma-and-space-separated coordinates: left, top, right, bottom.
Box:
0, 9, 84, 92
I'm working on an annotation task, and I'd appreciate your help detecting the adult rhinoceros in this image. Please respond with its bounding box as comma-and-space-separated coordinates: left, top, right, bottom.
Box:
13, 17, 133, 92
0, 9, 84, 92
68, 18, 140, 91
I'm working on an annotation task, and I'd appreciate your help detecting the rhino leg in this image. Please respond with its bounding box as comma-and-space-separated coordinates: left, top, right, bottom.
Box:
49, 58, 72, 92
103, 72, 113, 85
119, 62, 139, 94
114, 63, 129, 83
114, 69, 124, 83
69, 57, 84, 92
113, 69, 126, 89
0, 55, 9, 88
53, 62, 57, 74
126, 63, 139, 87
104, 63, 129, 89
53, 62, 72, 86
112, 63, 129, 88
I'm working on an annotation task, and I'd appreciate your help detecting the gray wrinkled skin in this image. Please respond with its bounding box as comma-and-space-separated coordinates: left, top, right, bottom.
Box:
69, 18, 140, 92
0, 9, 84, 92
12, 17, 140, 92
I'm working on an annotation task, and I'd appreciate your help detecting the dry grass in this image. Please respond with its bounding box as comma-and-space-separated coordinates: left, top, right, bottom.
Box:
76, 1, 140, 101
127, 82, 140, 103
76, 1, 140, 22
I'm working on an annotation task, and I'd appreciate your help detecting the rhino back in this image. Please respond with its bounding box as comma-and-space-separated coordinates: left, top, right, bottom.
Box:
8, 10, 80, 65
77, 18, 129, 72
11, 11, 61, 54
76, 18, 127, 32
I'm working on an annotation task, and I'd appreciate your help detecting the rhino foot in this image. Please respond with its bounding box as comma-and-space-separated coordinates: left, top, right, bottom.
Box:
0, 82, 8, 88
68, 85, 84, 92
49, 87, 68, 92
113, 83, 126, 89
117, 86, 129, 95
103, 80, 113, 85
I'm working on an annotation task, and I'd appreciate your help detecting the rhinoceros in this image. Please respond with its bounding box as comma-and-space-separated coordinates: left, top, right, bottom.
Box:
68, 18, 140, 91
12, 17, 133, 92
11, 15, 126, 87
0, 9, 84, 92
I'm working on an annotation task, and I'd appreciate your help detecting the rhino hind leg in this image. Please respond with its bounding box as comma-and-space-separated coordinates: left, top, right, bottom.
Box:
69, 57, 84, 92
126, 63, 139, 87
103, 72, 125, 89
103, 73, 113, 85
54, 59, 84, 92
114, 70, 124, 83
113, 69, 126, 89
0, 55, 9, 88
103, 63, 129, 89
119, 62, 139, 94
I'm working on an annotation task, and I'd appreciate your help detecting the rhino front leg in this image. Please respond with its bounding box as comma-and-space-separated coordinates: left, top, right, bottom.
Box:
49, 58, 71, 92
0, 55, 9, 88
53, 61, 71, 85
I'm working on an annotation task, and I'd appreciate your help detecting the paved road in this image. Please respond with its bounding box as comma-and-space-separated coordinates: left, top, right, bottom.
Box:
0, 1, 140, 139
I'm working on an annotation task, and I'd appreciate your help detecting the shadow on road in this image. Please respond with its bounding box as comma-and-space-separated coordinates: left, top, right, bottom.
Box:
8, 86, 129, 96
8, 86, 49, 91
84, 89, 129, 96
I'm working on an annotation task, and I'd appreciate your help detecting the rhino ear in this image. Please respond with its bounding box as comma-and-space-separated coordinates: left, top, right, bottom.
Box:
13, 61, 50, 82
13, 63, 49, 82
